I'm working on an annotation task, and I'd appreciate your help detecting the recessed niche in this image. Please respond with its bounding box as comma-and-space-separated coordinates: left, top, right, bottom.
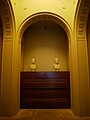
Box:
22, 20, 69, 71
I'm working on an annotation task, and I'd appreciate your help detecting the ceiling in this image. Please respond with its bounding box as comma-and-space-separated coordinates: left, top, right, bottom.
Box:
10, 0, 79, 30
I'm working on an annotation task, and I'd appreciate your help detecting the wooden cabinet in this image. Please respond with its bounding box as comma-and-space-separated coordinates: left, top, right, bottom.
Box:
20, 71, 71, 109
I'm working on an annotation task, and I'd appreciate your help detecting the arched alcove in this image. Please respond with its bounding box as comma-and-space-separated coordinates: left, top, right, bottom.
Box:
22, 20, 69, 71
18, 12, 72, 111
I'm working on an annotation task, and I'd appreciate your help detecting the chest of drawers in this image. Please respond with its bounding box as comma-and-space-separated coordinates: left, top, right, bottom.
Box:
20, 71, 70, 108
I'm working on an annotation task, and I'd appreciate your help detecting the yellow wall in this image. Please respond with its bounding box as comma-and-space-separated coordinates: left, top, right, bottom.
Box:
10, 0, 78, 30
22, 20, 69, 71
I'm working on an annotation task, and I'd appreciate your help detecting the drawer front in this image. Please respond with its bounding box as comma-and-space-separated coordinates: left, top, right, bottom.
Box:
21, 90, 70, 98
20, 89, 70, 109
20, 97, 70, 109
21, 79, 69, 89
20, 71, 70, 109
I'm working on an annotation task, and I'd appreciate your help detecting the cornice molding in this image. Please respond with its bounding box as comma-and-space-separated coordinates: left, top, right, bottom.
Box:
17, 12, 72, 45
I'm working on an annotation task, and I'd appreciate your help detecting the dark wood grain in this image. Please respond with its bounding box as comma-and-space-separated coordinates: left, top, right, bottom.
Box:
20, 71, 71, 109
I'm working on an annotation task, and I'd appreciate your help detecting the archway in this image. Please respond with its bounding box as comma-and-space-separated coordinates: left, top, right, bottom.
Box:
0, 0, 17, 117
22, 20, 69, 71
18, 12, 72, 71
73, 0, 90, 117
18, 11, 72, 110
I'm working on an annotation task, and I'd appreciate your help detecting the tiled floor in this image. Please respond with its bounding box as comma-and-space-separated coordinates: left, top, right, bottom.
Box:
0, 109, 90, 120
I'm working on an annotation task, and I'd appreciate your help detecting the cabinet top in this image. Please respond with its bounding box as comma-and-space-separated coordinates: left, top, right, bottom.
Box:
21, 71, 70, 79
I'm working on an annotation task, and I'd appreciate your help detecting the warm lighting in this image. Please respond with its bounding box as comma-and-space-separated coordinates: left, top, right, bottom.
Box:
10, 0, 78, 30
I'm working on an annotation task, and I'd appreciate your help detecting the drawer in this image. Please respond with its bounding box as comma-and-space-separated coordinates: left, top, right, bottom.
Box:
21, 89, 70, 98
21, 79, 69, 89
20, 97, 71, 109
